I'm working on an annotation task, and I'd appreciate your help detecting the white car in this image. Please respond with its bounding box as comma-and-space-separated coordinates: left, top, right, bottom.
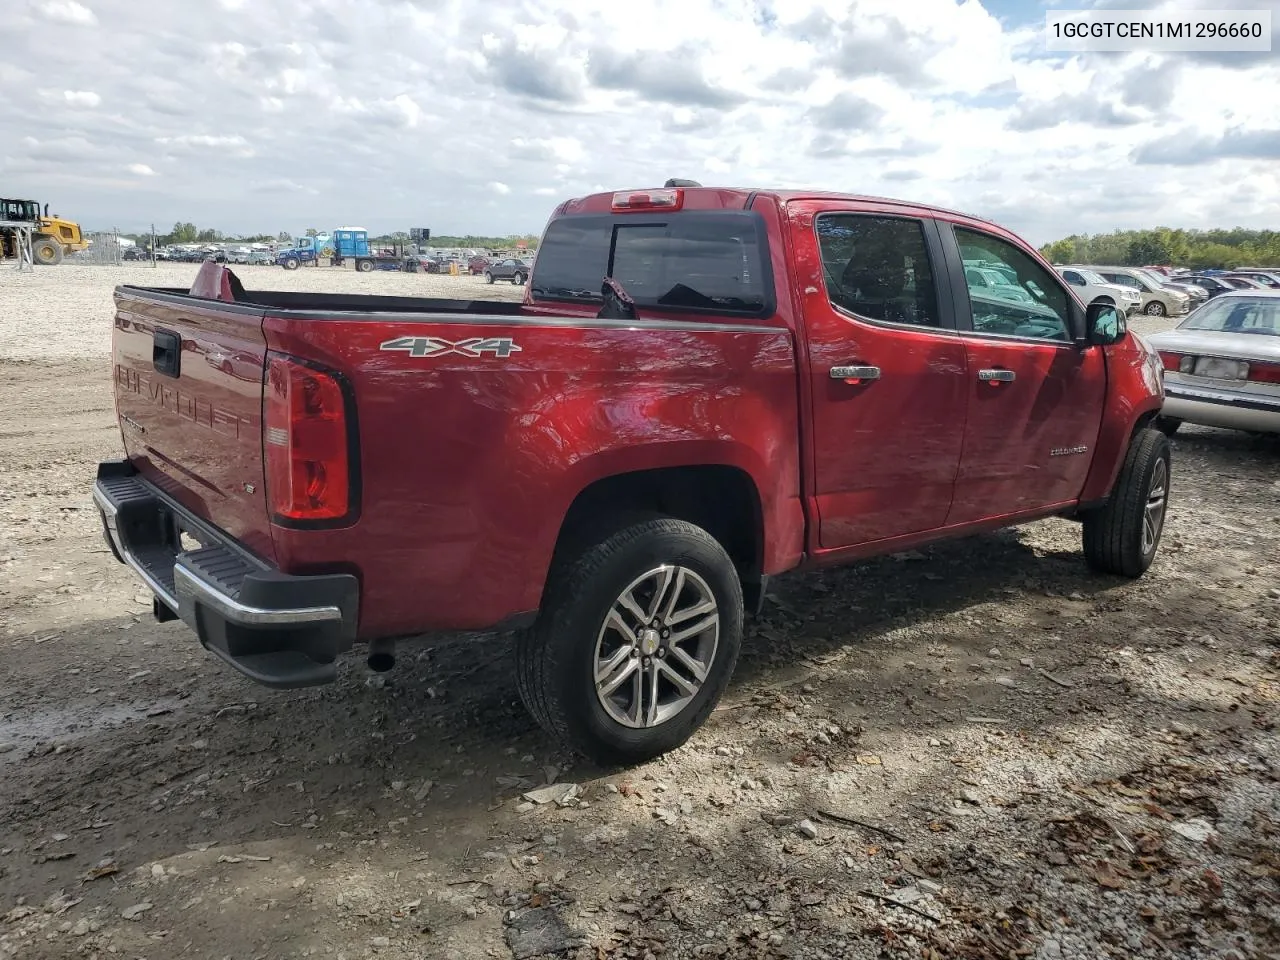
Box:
963, 265, 1038, 304
1145, 291, 1280, 435
1056, 266, 1143, 316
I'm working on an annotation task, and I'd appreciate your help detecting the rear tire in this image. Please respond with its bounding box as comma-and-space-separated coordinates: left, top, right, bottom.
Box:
33, 238, 63, 265
356, 259, 374, 273
484, 271, 494, 284
1156, 416, 1182, 436
516, 518, 743, 766
1082, 428, 1171, 578
513, 272, 526, 286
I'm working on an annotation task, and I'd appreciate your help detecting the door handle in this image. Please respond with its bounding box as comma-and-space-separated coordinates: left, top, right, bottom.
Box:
830, 365, 881, 383
977, 368, 1015, 383
153, 328, 182, 379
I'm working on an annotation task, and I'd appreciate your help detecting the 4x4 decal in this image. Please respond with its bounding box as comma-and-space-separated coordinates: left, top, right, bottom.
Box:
379, 336, 522, 359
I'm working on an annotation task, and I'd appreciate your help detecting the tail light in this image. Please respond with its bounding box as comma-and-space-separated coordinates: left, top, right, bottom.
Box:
1248, 360, 1280, 384
612, 188, 684, 212
1158, 351, 1185, 372
265, 354, 357, 525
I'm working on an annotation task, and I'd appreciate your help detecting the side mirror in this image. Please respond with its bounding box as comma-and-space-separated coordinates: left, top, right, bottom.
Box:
1086, 301, 1126, 346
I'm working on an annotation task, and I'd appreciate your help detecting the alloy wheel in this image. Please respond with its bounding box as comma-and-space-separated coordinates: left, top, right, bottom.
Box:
593, 565, 720, 729
1143, 457, 1168, 555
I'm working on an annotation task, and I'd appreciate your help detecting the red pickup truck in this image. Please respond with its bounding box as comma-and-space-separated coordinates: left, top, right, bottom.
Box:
94, 183, 1169, 764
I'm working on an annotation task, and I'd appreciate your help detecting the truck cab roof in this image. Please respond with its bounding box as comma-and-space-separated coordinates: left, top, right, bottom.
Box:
554, 185, 1001, 231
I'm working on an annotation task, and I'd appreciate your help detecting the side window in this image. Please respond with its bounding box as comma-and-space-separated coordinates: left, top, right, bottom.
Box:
955, 228, 1071, 342
815, 215, 942, 328
1062, 270, 1084, 286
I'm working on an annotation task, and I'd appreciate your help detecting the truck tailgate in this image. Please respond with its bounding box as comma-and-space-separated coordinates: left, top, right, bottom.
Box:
112, 288, 274, 560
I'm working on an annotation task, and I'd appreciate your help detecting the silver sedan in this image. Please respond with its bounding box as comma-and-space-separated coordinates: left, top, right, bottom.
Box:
1145, 291, 1280, 435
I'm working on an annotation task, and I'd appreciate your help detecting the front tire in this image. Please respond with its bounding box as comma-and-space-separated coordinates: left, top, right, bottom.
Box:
282, 258, 299, 271
484, 271, 494, 284
513, 272, 526, 286
516, 518, 743, 765
1082, 428, 1171, 578
1144, 300, 1166, 317
33, 238, 63, 265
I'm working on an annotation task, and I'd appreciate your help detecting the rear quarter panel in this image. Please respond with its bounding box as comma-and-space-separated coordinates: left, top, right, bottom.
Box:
263, 312, 802, 637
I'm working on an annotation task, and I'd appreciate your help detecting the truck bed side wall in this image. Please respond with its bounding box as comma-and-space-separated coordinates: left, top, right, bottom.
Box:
263, 313, 804, 637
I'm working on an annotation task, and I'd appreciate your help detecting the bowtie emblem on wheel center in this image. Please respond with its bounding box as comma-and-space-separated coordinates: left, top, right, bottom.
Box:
638, 628, 661, 656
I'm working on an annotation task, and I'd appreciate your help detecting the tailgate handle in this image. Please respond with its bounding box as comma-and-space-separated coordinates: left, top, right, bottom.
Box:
153, 328, 181, 378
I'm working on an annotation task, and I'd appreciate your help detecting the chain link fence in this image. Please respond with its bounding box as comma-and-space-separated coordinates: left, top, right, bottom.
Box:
70, 230, 125, 265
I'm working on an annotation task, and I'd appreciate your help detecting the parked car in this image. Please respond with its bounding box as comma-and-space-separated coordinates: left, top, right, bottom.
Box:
1179, 274, 1243, 298
1223, 276, 1265, 289
229, 249, 251, 265
1224, 271, 1280, 290
94, 184, 1167, 765
1149, 273, 1208, 304
468, 256, 492, 275
122, 248, 143, 261
247, 250, 274, 265
1056, 266, 1143, 315
484, 257, 533, 285
1089, 266, 1191, 317
1146, 291, 1280, 435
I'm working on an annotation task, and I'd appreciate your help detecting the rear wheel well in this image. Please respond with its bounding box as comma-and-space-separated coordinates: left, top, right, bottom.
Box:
1133, 410, 1160, 436
549, 466, 765, 609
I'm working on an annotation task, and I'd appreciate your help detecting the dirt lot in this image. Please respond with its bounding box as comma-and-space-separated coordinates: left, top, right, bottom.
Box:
1, 264, 1277, 960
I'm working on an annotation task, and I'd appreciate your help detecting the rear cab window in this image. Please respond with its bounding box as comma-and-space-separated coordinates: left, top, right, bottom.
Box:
530, 212, 772, 316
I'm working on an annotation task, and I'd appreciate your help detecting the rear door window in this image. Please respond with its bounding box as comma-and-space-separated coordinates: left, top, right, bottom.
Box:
531, 213, 771, 315
815, 214, 943, 328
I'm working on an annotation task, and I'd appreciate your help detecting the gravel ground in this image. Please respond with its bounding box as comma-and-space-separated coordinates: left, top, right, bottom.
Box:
1, 264, 1277, 960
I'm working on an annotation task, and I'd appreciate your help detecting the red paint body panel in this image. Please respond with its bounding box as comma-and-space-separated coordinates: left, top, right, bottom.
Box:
785, 200, 970, 547
106, 186, 1165, 647
1079, 331, 1166, 501
947, 339, 1107, 524
111, 289, 275, 560
261, 311, 802, 635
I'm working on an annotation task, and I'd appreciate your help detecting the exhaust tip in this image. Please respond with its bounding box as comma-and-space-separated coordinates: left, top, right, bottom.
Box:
367, 638, 396, 673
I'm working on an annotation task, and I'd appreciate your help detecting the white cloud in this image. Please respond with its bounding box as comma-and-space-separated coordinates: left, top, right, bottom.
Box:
0, 0, 1275, 242
63, 90, 101, 107
36, 0, 97, 25
127, 163, 156, 176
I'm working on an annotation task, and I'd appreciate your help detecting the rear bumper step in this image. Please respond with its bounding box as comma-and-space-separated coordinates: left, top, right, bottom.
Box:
93, 460, 358, 688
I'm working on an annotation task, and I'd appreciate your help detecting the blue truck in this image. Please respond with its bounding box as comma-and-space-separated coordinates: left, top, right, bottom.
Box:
278, 228, 415, 273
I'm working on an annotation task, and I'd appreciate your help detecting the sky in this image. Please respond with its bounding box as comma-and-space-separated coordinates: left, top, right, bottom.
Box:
1, 0, 1277, 244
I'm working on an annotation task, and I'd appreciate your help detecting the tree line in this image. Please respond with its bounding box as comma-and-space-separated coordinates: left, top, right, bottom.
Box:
1040, 228, 1280, 270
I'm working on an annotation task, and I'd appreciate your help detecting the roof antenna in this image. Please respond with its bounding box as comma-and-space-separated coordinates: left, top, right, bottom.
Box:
664, 178, 701, 188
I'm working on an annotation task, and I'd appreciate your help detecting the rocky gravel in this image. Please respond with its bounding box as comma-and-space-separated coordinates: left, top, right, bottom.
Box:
1, 264, 1277, 959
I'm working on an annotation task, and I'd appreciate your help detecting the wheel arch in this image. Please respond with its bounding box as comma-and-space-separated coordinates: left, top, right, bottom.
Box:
544, 461, 767, 614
